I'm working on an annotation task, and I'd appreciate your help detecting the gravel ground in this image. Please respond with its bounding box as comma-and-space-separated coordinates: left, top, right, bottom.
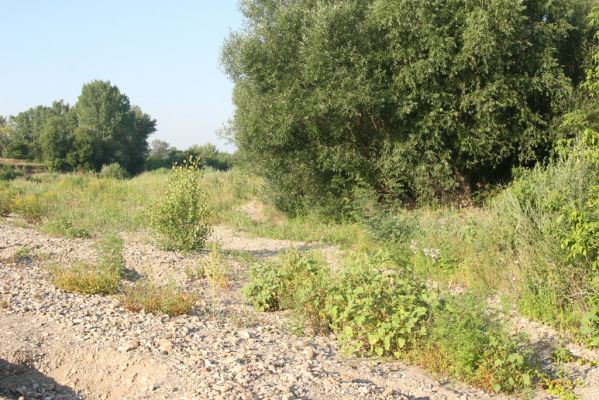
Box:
0, 222, 590, 399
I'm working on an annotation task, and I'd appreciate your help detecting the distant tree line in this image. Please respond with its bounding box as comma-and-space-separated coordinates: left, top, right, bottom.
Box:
222, 0, 598, 214
145, 140, 235, 171
0, 80, 156, 174
0, 80, 235, 174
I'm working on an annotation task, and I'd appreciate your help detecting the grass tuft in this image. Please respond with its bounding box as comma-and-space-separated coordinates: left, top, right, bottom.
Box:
121, 280, 196, 316
49, 234, 124, 295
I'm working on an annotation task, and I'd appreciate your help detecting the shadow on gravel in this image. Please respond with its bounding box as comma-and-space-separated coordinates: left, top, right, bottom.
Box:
0, 358, 80, 399
122, 267, 143, 282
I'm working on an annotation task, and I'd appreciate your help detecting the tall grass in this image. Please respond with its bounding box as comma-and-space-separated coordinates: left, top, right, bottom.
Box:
3, 168, 260, 238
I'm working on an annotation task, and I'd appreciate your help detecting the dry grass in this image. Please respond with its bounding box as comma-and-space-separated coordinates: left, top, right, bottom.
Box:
121, 281, 196, 316
49, 234, 124, 295
50, 263, 121, 295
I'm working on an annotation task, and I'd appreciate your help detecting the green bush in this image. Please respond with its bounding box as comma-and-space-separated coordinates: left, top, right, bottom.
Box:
325, 252, 435, 357
244, 249, 539, 394
243, 250, 330, 332
148, 157, 211, 251
416, 296, 537, 394
99, 163, 130, 179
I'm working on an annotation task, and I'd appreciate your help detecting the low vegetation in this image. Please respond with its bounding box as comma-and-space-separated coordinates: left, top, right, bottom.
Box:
148, 157, 212, 251
244, 250, 538, 394
49, 234, 124, 295
0, 2, 597, 397
121, 280, 196, 316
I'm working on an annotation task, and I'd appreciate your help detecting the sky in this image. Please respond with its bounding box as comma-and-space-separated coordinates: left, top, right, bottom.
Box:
0, 1, 243, 151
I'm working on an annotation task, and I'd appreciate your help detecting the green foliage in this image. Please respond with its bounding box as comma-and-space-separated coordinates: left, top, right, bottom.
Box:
244, 249, 537, 394
99, 163, 130, 180
417, 296, 536, 394
121, 280, 196, 316
148, 157, 211, 251
582, 280, 599, 348
325, 252, 435, 357
222, 0, 591, 213
2, 81, 155, 174
50, 234, 124, 295
492, 127, 598, 336
145, 140, 236, 172
243, 250, 328, 316
0, 166, 18, 181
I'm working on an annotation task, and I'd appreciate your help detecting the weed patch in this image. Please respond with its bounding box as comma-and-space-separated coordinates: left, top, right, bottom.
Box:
49, 234, 124, 295
13, 194, 47, 223
121, 280, 196, 316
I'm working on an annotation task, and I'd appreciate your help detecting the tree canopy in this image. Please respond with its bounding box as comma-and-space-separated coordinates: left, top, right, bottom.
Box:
222, 0, 596, 213
2, 80, 156, 174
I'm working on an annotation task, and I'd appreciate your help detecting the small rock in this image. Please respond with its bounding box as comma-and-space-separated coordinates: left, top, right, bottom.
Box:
304, 348, 315, 359
119, 339, 140, 352
157, 338, 173, 354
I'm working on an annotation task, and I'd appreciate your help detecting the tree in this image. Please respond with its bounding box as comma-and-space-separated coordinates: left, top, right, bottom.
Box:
39, 111, 77, 171
74, 80, 156, 173
4, 101, 70, 160
149, 139, 173, 159
222, 0, 593, 213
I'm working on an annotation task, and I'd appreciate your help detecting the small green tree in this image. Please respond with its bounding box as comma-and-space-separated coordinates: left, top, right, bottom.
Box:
149, 157, 211, 251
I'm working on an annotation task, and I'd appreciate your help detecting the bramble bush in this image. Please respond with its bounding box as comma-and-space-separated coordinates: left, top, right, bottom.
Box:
416, 296, 536, 394
149, 157, 211, 251
244, 250, 538, 393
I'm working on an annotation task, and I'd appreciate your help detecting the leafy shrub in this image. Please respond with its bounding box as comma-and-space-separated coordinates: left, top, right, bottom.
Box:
149, 157, 211, 251
13, 194, 48, 223
99, 163, 130, 179
50, 234, 124, 295
325, 252, 436, 357
416, 296, 536, 394
243, 250, 331, 332
121, 281, 196, 316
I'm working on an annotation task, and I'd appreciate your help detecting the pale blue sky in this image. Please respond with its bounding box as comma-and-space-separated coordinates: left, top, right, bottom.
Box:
0, 1, 242, 151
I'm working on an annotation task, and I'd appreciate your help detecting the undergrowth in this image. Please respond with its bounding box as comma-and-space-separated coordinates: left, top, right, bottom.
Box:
244, 250, 538, 395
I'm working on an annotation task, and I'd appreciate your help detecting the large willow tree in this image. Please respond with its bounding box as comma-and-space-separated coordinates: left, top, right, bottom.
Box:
222, 0, 594, 214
